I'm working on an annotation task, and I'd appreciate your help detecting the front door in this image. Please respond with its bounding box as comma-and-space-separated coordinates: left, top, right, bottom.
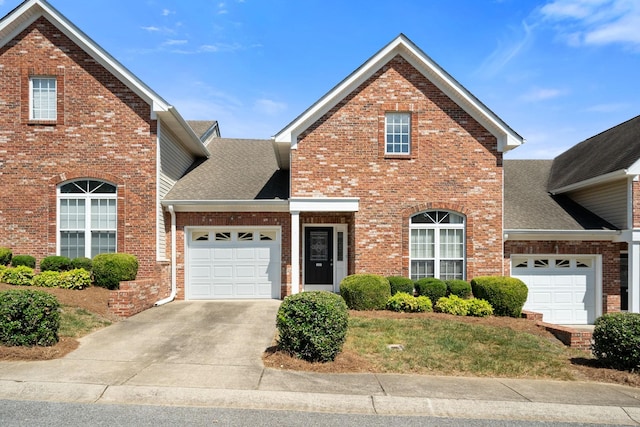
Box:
305, 227, 333, 285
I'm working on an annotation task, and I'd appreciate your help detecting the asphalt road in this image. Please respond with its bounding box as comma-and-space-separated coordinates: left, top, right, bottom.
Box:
0, 400, 626, 427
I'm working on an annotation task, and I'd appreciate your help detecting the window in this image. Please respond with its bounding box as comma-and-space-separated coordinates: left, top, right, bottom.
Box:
30, 77, 57, 120
410, 210, 465, 280
58, 180, 116, 258
385, 112, 410, 154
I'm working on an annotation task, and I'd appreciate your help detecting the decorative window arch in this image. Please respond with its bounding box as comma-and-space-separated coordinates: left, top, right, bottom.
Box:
410, 210, 465, 280
58, 179, 117, 258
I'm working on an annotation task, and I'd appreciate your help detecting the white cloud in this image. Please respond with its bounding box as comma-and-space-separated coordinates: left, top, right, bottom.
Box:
584, 102, 630, 112
199, 42, 242, 53
163, 39, 188, 46
253, 99, 287, 116
477, 21, 534, 77
141, 26, 160, 32
539, 0, 640, 48
161, 9, 173, 17
521, 87, 566, 102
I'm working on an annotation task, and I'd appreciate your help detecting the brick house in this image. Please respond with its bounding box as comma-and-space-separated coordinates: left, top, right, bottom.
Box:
0, 0, 637, 324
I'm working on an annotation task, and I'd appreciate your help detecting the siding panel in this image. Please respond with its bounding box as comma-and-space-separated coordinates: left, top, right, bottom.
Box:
570, 179, 628, 229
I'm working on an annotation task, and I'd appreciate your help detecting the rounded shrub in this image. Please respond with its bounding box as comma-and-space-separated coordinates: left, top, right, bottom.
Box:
0, 265, 8, 282
3, 266, 35, 286
434, 295, 469, 316
445, 279, 472, 299
276, 291, 348, 362
467, 298, 494, 317
0, 247, 12, 266
58, 269, 91, 290
387, 276, 414, 296
339, 274, 390, 310
592, 313, 640, 371
386, 292, 418, 312
40, 255, 72, 272
70, 257, 93, 272
11, 255, 36, 269
414, 278, 447, 303
0, 289, 60, 346
33, 271, 61, 288
415, 295, 433, 312
471, 276, 528, 318
92, 253, 139, 290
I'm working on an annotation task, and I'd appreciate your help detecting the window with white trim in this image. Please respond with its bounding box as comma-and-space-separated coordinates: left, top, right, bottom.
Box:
30, 77, 57, 120
385, 112, 410, 154
410, 210, 465, 280
58, 180, 117, 258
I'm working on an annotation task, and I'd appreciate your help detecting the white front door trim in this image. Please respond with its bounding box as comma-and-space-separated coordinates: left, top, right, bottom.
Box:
302, 223, 348, 293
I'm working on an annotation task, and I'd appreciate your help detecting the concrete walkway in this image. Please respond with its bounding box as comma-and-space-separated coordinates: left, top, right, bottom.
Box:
0, 301, 638, 425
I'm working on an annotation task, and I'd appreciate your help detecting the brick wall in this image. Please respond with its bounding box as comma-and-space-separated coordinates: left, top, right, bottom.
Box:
0, 18, 162, 280
291, 55, 503, 279
172, 212, 291, 299
505, 240, 626, 313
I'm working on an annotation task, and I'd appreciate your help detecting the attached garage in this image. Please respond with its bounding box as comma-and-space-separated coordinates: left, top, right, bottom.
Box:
511, 255, 600, 324
186, 227, 281, 299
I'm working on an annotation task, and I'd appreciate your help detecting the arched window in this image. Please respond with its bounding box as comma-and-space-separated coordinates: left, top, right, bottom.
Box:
410, 210, 465, 280
58, 179, 117, 258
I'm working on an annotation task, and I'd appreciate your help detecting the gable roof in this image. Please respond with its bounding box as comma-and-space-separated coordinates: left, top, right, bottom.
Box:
0, 0, 208, 157
548, 114, 640, 193
163, 138, 289, 211
273, 34, 524, 168
187, 120, 220, 143
504, 159, 617, 231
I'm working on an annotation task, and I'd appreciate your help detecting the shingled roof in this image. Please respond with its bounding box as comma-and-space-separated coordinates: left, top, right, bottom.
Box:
164, 138, 289, 201
504, 160, 617, 230
548, 114, 640, 191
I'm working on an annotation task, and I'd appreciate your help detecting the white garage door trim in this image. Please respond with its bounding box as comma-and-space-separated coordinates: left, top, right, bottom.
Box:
185, 226, 281, 300
511, 255, 602, 325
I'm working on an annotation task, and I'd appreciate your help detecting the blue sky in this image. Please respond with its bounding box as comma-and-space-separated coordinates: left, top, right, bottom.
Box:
4, 0, 640, 158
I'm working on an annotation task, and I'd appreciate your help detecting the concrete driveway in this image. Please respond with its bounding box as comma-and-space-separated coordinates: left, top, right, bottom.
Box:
0, 300, 282, 390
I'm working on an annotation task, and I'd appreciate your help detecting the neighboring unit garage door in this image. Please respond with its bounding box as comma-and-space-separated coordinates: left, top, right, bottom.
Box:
187, 228, 280, 299
511, 256, 597, 324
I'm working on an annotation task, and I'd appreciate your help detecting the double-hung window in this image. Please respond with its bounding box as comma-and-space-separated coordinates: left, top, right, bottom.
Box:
58, 180, 117, 258
385, 112, 410, 154
30, 77, 57, 121
410, 210, 465, 280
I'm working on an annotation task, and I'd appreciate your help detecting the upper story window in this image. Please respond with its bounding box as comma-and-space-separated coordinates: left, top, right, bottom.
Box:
385, 112, 410, 154
30, 77, 57, 121
58, 180, 117, 259
410, 210, 465, 281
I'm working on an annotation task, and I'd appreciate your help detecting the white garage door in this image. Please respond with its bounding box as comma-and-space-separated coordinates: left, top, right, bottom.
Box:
187, 228, 280, 299
511, 256, 597, 324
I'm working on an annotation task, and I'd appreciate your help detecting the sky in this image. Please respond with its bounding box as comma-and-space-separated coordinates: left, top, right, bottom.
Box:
3, 0, 640, 159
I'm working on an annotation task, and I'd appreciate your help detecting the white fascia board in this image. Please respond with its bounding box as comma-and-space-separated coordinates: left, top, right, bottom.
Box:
1, 1, 171, 115
161, 200, 289, 213
504, 229, 621, 241
157, 108, 210, 158
289, 197, 359, 212
549, 169, 630, 194
273, 34, 524, 153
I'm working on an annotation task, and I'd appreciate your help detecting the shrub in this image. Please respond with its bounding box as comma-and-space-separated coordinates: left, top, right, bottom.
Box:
435, 295, 469, 316
59, 269, 91, 290
387, 276, 414, 296
276, 291, 348, 362
3, 266, 35, 286
471, 276, 528, 318
40, 256, 72, 272
11, 255, 36, 269
386, 292, 418, 312
33, 271, 61, 288
92, 253, 139, 290
339, 274, 390, 310
0, 289, 60, 346
70, 257, 93, 272
0, 265, 7, 282
467, 298, 494, 317
0, 247, 12, 266
415, 295, 433, 312
592, 313, 640, 371
414, 278, 447, 303
445, 279, 472, 299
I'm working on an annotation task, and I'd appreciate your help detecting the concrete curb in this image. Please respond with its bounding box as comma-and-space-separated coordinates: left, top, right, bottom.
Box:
1, 380, 639, 425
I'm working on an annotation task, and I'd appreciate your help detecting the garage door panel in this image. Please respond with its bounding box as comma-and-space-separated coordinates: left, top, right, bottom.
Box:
187, 228, 280, 299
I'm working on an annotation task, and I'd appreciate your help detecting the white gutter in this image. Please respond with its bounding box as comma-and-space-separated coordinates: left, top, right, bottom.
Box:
504, 229, 621, 241
155, 205, 177, 306
549, 169, 630, 194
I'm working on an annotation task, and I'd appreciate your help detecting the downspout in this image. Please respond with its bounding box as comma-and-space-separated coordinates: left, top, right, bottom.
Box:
155, 205, 177, 306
